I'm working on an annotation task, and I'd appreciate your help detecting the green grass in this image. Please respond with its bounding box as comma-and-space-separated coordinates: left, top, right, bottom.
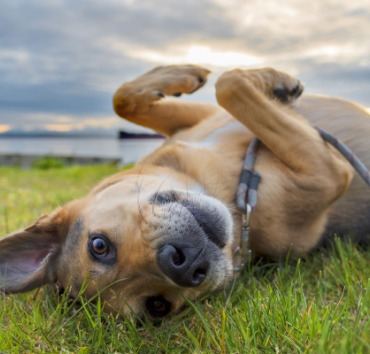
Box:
1, 165, 370, 353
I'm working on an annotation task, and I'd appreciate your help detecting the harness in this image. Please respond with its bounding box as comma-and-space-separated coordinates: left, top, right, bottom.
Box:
233, 128, 370, 272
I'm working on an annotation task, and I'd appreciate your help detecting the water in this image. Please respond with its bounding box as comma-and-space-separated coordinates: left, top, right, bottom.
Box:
0, 137, 165, 164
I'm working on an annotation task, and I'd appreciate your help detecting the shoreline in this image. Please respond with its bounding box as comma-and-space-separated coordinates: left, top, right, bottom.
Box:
0, 153, 121, 168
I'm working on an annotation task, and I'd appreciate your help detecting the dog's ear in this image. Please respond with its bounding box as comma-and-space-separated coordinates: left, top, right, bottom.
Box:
0, 208, 70, 293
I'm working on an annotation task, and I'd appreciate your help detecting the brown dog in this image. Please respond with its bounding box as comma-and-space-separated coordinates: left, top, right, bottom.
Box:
1, 65, 370, 319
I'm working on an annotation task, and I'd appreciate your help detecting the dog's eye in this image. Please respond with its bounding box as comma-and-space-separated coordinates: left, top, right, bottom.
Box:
146, 296, 172, 318
88, 233, 116, 265
91, 237, 109, 255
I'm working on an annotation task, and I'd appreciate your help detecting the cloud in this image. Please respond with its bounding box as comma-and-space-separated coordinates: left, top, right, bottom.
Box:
129, 44, 263, 68
44, 116, 121, 132
0, 110, 153, 134
0, 0, 369, 133
0, 125, 10, 133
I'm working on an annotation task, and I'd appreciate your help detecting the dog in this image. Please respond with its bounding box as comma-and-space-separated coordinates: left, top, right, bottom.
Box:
1, 65, 370, 320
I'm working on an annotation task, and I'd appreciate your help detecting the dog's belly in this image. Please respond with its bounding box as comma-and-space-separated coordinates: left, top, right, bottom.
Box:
170, 113, 249, 143
298, 95, 370, 241
180, 117, 250, 150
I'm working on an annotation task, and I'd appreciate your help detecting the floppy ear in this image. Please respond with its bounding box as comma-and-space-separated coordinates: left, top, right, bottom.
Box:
0, 209, 69, 293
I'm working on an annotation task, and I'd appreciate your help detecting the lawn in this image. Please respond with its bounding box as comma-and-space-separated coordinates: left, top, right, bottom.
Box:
0, 164, 369, 353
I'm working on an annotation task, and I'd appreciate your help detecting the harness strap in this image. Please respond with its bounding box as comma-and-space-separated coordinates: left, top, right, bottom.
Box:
317, 128, 370, 186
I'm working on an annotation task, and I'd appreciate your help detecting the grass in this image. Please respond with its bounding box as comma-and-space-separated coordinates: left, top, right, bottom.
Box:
1, 164, 370, 353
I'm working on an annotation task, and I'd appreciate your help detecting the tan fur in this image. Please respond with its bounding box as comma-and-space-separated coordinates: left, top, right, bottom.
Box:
1, 64, 370, 319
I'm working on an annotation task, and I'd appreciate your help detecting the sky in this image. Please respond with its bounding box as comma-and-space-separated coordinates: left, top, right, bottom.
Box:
0, 0, 369, 134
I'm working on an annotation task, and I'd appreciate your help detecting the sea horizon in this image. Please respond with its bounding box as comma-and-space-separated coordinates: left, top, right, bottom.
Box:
0, 135, 164, 166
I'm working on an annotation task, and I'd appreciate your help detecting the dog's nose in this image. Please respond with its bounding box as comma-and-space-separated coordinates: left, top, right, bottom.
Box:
157, 241, 209, 287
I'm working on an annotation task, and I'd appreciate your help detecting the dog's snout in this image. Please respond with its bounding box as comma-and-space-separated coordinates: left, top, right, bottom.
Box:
150, 191, 180, 205
157, 242, 209, 287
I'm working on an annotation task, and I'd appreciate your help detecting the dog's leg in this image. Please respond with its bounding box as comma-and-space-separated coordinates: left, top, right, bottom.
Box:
113, 65, 221, 136
216, 68, 350, 175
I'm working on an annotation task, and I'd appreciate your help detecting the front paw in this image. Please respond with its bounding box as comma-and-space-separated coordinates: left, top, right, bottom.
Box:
272, 80, 304, 103
113, 65, 210, 116
254, 67, 304, 104
135, 64, 210, 99
217, 67, 304, 105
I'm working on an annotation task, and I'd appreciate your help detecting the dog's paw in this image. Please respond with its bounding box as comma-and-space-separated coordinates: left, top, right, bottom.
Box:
114, 65, 210, 116
216, 67, 303, 105
136, 64, 210, 100
272, 80, 304, 104
250, 67, 304, 104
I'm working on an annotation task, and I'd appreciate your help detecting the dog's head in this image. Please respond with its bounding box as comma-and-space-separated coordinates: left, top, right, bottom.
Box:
0, 167, 235, 319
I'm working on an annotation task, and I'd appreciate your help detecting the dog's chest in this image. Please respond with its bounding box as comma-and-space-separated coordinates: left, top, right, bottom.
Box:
173, 116, 250, 151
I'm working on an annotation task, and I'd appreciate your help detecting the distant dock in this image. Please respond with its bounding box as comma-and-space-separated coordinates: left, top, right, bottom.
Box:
118, 131, 164, 139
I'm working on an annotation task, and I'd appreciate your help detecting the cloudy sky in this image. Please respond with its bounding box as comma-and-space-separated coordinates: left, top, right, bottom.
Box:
0, 0, 369, 134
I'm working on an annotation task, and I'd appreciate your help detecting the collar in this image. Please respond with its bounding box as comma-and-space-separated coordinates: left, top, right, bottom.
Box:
233, 138, 261, 272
